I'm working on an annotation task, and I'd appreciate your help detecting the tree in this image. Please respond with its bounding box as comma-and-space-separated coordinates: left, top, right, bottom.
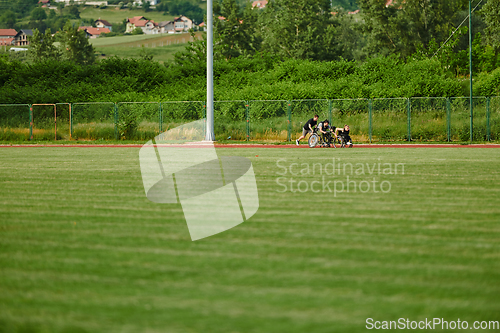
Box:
258, 0, 339, 60
139, 45, 153, 60
333, 10, 366, 61
48, 8, 56, 19
28, 28, 61, 62
132, 27, 144, 35
56, 2, 65, 15
143, 0, 151, 12
11, 0, 39, 16
213, 0, 253, 59
68, 5, 80, 18
174, 30, 207, 65
31, 7, 47, 21
60, 22, 95, 65
0, 10, 17, 29
358, 0, 468, 58
481, 0, 500, 51
156, 1, 168, 12
170, 1, 204, 23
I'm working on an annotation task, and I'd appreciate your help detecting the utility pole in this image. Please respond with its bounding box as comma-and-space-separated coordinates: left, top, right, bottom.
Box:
469, 0, 473, 142
205, 0, 215, 141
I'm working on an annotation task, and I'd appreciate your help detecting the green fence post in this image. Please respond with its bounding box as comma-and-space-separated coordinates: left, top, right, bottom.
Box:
29, 104, 33, 141
407, 98, 411, 142
328, 99, 332, 125
159, 102, 163, 133
368, 99, 373, 143
245, 101, 250, 141
70, 103, 73, 139
486, 97, 490, 141
287, 100, 291, 142
114, 103, 119, 140
446, 98, 451, 142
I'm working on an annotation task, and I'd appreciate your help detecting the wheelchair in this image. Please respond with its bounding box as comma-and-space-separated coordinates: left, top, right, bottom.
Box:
336, 133, 353, 148
308, 128, 336, 148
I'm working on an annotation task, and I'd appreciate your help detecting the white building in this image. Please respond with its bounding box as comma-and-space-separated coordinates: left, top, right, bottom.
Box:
132, 0, 158, 5
53, 0, 108, 4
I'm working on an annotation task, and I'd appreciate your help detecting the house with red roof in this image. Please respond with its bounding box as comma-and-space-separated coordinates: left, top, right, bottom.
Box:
126, 16, 159, 34
78, 26, 111, 38
252, 0, 267, 9
158, 16, 193, 34
0, 29, 17, 46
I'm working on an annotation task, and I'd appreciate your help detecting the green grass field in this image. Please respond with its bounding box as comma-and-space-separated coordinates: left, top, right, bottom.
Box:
90, 32, 198, 62
0, 147, 499, 332
79, 7, 175, 24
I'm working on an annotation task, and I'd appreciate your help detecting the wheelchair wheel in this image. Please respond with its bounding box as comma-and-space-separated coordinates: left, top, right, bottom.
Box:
308, 133, 319, 148
337, 137, 345, 148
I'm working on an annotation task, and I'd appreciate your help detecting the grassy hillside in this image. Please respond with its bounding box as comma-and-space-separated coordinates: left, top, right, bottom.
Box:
79, 7, 175, 24
91, 32, 201, 62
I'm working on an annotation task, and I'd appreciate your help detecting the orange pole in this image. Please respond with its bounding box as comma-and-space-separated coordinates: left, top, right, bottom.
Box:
30, 106, 33, 141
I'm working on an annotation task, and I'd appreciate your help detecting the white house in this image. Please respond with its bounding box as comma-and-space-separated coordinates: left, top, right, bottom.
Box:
95, 19, 112, 31
132, 0, 158, 5
173, 16, 193, 32
126, 16, 159, 34
53, 0, 108, 4
158, 16, 193, 33
159, 21, 174, 34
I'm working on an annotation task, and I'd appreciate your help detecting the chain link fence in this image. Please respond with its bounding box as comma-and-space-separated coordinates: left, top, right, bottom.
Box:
31, 104, 57, 140
290, 99, 329, 141
1, 98, 499, 142
116, 102, 161, 140
490, 97, 500, 141
0, 104, 30, 141
161, 101, 204, 136
410, 97, 448, 142
214, 101, 247, 141
56, 103, 71, 140
248, 100, 289, 141
331, 99, 370, 142
71, 102, 116, 140
371, 98, 408, 142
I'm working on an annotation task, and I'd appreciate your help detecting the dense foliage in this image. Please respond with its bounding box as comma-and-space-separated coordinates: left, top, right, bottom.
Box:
1, 54, 499, 106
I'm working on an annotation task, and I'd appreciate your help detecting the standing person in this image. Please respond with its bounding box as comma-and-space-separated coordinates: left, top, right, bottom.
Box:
296, 114, 319, 146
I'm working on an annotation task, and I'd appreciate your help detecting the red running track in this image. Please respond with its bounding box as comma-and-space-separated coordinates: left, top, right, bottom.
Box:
1, 144, 500, 148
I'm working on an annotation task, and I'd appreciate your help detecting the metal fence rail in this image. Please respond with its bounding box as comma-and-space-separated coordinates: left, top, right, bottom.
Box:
0, 97, 498, 142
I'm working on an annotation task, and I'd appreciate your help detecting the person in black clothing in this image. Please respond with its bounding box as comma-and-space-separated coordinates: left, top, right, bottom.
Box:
335, 124, 352, 146
317, 119, 337, 146
296, 114, 319, 146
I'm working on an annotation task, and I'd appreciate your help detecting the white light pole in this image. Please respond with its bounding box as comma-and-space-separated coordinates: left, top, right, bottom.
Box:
205, 0, 215, 141
468, 0, 473, 142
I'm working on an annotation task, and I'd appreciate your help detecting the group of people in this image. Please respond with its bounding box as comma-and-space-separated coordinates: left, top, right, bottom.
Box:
296, 114, 352, 147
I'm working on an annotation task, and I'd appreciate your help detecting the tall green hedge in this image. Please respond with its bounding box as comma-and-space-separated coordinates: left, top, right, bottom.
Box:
1, 55, 499, 116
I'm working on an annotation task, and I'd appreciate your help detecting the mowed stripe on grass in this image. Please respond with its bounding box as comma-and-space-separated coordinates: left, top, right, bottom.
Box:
0, 148, 499, 333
